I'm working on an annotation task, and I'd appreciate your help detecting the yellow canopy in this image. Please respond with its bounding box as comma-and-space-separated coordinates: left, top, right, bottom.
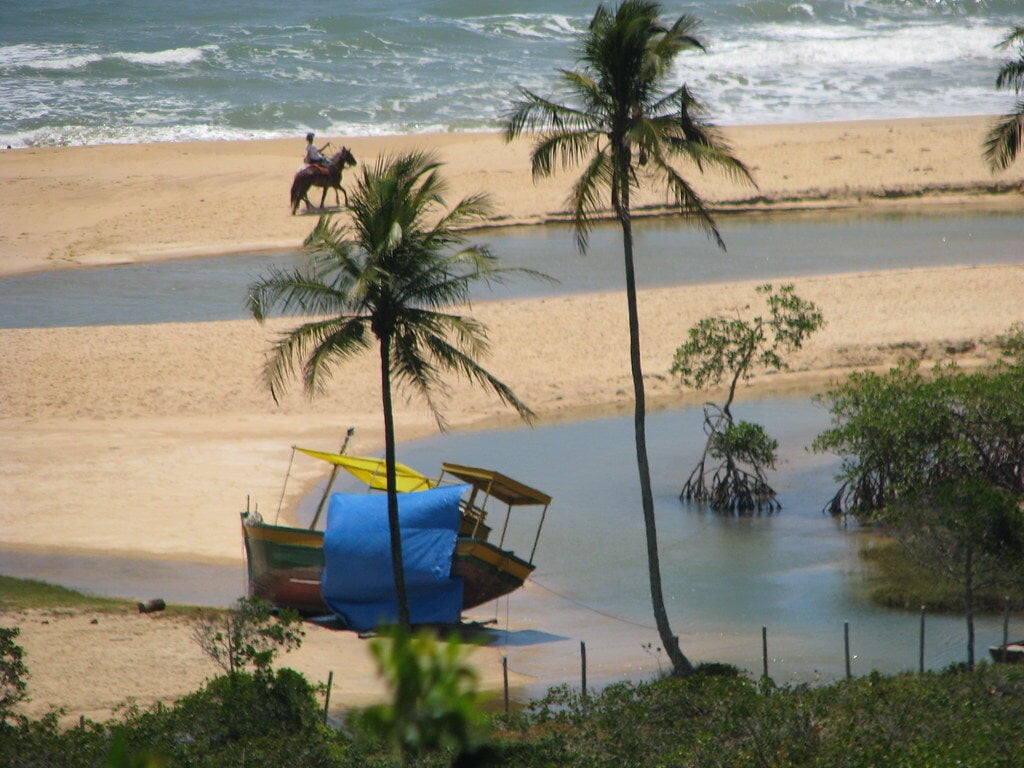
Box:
295, 448, 435, 493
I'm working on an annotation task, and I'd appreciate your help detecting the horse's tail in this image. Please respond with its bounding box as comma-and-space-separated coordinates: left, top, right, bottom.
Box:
290, 172, 307, 215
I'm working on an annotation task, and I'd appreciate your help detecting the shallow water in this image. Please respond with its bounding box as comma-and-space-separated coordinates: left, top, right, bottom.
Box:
2, 208, 1021, 329
4, 396, 1018, 690
296, 398, 1019, 686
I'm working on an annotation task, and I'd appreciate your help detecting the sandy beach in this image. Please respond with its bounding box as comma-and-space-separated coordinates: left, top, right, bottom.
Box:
2, 115, 1022, 723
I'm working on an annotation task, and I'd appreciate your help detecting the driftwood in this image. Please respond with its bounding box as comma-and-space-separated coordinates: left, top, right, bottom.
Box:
137, 598, 166, 614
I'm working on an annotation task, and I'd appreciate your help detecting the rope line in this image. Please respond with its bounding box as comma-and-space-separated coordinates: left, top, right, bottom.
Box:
528, 577, 657, 631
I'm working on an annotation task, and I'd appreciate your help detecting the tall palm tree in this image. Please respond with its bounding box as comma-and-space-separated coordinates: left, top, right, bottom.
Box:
247, 151, 534, 629
505, 0, 753, 676
984, 26, 1024, 171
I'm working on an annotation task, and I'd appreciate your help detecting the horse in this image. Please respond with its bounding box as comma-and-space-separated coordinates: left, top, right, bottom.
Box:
290, 146, 357, 215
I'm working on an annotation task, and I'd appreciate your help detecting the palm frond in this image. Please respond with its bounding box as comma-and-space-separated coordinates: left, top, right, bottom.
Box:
419, 329, 536, 424
570, 148, 615, 252
530, 129, 601, 179
505, 87, 596, 141
995, 57, 1024, 93
651, 154, 726, 250
996, 26, 1024, 51
983, 100, 1024, 171
246, 264, 354, 322
263, 316, 369, 403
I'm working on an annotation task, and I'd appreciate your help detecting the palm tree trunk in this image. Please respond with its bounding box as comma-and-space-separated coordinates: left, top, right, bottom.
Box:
380, 336, 412, 629
616, 165, 694, 677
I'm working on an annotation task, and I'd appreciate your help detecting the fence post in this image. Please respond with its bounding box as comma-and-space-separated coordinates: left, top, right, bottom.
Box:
919, 606, 926, 675
580, 641, 588, 700
844, 622, 852, 680
1002, 596, 1010, 664
323, 670, 333, 725
762, 626, 769, 681
502, 656, 509, 714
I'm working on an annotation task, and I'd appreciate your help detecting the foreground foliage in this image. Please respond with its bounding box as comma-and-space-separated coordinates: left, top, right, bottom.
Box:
7, 634, 1024, 768
355, 627, 489, 767
497, 665, 1024, 768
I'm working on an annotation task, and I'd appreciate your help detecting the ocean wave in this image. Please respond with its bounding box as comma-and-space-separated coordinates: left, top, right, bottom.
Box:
0, 44, 103, 72
0, 43, 216, 73
112, 46, 216, 67
450, 13, 585, 42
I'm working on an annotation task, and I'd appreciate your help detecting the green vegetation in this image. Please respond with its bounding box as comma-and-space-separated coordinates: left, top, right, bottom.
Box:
861, 538, 1024, 614
192, 597, 305, 676
814, 326, 1024, 666
356, 627, 489, 767
672, 283, 823, 513
247, 152, 535, 628
505, 0, 753, 679
983, 25, 1024, 171
0, 575, 134, 612
6, 644, 1024, 768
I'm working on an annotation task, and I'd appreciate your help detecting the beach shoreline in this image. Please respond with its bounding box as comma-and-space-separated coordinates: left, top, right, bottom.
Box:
3, 114, 1023, 724
2, 115, 1021, 278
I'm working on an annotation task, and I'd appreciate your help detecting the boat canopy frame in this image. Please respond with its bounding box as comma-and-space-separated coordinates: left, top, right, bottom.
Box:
437, 462, 551, 563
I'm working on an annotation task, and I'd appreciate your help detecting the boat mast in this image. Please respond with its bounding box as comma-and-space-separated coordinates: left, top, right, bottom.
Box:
309, 427, 355, 530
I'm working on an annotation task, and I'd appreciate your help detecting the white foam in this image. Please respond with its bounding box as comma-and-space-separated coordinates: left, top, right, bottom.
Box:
112, 46, 215, 67
0, 43, 103, 71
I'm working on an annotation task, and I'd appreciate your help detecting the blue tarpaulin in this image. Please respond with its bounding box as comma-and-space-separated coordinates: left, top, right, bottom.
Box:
320, 484, 467, 631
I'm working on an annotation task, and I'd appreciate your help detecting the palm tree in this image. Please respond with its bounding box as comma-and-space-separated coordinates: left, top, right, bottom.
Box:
984, 26, 1024, 171
247, 151, 534, 629
505, 0, 753, 676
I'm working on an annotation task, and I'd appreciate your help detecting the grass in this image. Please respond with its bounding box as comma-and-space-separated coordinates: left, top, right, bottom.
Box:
0, 574, 214, 618
859, 540, 1024, 613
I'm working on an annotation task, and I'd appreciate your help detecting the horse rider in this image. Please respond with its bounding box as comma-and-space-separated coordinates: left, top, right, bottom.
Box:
304, 132, 331, 171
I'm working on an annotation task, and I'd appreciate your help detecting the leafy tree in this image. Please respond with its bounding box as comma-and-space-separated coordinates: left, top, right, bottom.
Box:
505, 0, 753, 676
879, 480, 1024, 668
192, 597, 304, 676
671, 283, 823, 512
814, 333, 1024, 666
356, 627, 489, 767
248, 152, 534, 629
814, 358, 1024, 521
0, 626, 28, 726
983, 26, 1024, 171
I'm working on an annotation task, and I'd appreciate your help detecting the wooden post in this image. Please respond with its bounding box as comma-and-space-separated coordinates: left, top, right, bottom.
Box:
580, 641, 588, 700
844, 622, 852, 680
323, 670, 333, 725
1002, 596, 1010, 664
919, 606, 926, 674
502, 656, 509, 714
762, 626, 769, 681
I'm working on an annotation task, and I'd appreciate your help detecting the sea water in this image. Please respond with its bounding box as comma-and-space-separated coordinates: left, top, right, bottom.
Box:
2, 0, 1022, 147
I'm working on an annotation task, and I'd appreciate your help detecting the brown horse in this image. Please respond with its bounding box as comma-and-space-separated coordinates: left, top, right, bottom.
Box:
290, 146, 357, 215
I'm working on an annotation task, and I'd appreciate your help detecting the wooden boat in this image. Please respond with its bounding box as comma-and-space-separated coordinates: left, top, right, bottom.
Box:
240, 448, 551, 618
988, 640, 1024, 663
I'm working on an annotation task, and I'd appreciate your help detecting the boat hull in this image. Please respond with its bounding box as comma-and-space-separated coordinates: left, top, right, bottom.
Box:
989, 641, 1024, 663
241, 512, 531, 616
241, 515, 327, 613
